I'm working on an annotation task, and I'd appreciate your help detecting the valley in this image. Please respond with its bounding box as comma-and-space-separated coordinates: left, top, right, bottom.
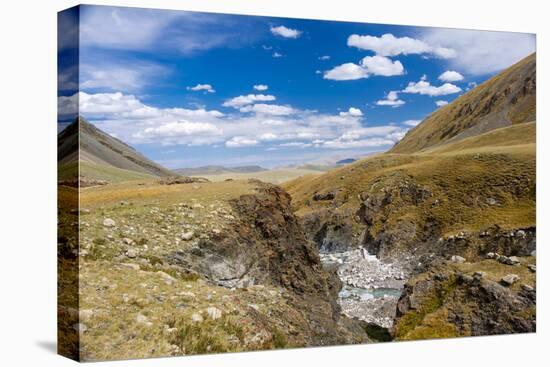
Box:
58, 52, 536, 360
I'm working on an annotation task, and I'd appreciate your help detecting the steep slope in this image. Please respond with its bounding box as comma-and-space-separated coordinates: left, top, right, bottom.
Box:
390, 53, 535, 154
58, 118, 174, 182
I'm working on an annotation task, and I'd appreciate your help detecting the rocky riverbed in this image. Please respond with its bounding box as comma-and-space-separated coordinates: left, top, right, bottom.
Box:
320, 249, 408, 328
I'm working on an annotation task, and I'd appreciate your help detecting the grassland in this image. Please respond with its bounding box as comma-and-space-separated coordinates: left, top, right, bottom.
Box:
284, 122, 536, 236
190, 168, 325, 185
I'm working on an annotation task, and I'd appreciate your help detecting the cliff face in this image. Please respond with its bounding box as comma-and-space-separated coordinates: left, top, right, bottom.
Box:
164, 182, 369, 346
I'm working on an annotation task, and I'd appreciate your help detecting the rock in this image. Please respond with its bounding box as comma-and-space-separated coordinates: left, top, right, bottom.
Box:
79, 309, 94, 322
177, 291, 196, 299
508, 256, 521, 265
528, 264, 536, 273
312, 191, 335, 201
191, 313, 203, 323
118, 263, 140, 271
486, 197, 497, 206
136, 314, 152, 326
181, 231, 195, 241
103, 218, 116, 227
126, 249, 137, 258
498, 255, 520, 266
451, 255, 466, 263
122, 237, 133, 245
73, 323, 87, 333
207, 307, 222, 320
501, 274, 520, 286
157, 271, 176, 284
473, 271, 486, 280
530, 250, 536, 257
520, 284, 534, 292
486, 252, 496, 259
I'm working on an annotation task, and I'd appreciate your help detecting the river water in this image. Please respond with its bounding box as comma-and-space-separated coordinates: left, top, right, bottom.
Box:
320, 249, 407, 328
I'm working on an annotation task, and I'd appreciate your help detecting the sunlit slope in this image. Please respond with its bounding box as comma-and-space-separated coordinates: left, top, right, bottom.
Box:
390, 53, 535, 154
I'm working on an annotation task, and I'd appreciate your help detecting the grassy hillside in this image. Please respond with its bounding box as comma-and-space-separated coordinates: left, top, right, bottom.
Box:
391, 53, 535, 154
285, 122, 535, 240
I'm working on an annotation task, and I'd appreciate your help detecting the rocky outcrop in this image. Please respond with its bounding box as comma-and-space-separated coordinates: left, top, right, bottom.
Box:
393, 263, 536, 340
301, 208, 360, 252
165, 181, 369, 346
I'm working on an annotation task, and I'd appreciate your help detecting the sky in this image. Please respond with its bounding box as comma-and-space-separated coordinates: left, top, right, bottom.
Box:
58, 5, 535, 169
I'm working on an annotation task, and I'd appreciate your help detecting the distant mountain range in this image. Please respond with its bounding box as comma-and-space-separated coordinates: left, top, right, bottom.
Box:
174, 165, 268, 176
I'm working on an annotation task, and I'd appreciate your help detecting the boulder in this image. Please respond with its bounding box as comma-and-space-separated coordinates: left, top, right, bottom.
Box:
501, 274, 520, 286
451, 255, 466, 263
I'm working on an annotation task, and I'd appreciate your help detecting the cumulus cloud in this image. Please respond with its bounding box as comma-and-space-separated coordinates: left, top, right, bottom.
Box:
403, 119, 422, 127
222, 94, 276, 108
438, 70, 464, 82
420, 28, 535, 75
323, 63, 369, 81
187, 83, 215, 93
402, 78, 462, 97
339, 107, 363, 117
435, 100, 449, 107
270, 25, 301, 38
347, 33, 456, 58
253, 84, 268, 91
376, 91, 405, 107
80, 59, 168, 92
360, 56, 404, 76
66, 91, 406, 153
226, 136, 259, 148
239, 103, 295, 116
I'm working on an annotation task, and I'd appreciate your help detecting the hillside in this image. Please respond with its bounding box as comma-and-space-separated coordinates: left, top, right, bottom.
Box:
58, 118, 174, 182
391, 53, 535, 154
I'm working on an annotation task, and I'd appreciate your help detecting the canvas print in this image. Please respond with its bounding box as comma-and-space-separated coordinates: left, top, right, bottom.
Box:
57, 5, 536, 362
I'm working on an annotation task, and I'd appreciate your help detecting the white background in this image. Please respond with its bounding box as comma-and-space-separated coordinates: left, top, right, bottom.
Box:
0, 0, 546, 366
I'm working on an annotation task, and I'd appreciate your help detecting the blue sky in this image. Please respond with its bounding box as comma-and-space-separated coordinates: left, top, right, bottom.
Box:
58, 5, 535, 168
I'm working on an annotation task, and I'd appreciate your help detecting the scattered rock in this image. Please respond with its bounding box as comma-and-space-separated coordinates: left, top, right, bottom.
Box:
313, 191, 336, 201
521, 284, 534, 292
451, 255, 466, 263
191, 313, 203, 323
501, 274, 520, 286
157, 271, 176, 285
126, 249, 137, 258
118, 263, 140, 271
207, 307, 222, 320
136, 314, 152, 326
73, 323, 87, 333
473, 271, 486, 280
103, 218, 116, 227
177, 291, 196, 299
528, 264, 536, 273
181, 231, 195, 241
122, 237, 133, 245
486, 197, 497, 206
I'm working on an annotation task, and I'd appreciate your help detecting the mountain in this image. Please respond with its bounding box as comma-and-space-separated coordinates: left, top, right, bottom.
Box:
391, 53, 536, 154
174, 165, 267, 176
284, 56, 536, 338
336, 158, 357, 165
58, 117, 174, 182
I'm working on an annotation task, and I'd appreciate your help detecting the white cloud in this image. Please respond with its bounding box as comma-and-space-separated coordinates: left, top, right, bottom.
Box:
435, 100, 449, 107
319, 55, 331, 61
223, 94, 276, 108
420, 28, 535, 75
360, 55, 404, 76
239, 104, 295, 116
66, 91, 407, 153
339, 107, 363, 117
80, 60, 168, 92
187, 84, 215, 93
403, 119, 422, 127
403, 78, 462, 97
438, 70, 464, 82
226, 136, 259, 148
270, 25, 301, 38
140, 121, 221, 138
466, 81, 478, 91
253, 84, 268, 91
324, 63, 369, 81
324, 56, 404, 81
272, 52, 283, 58
347, 33, 456, 58
376, 91, 405, 107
